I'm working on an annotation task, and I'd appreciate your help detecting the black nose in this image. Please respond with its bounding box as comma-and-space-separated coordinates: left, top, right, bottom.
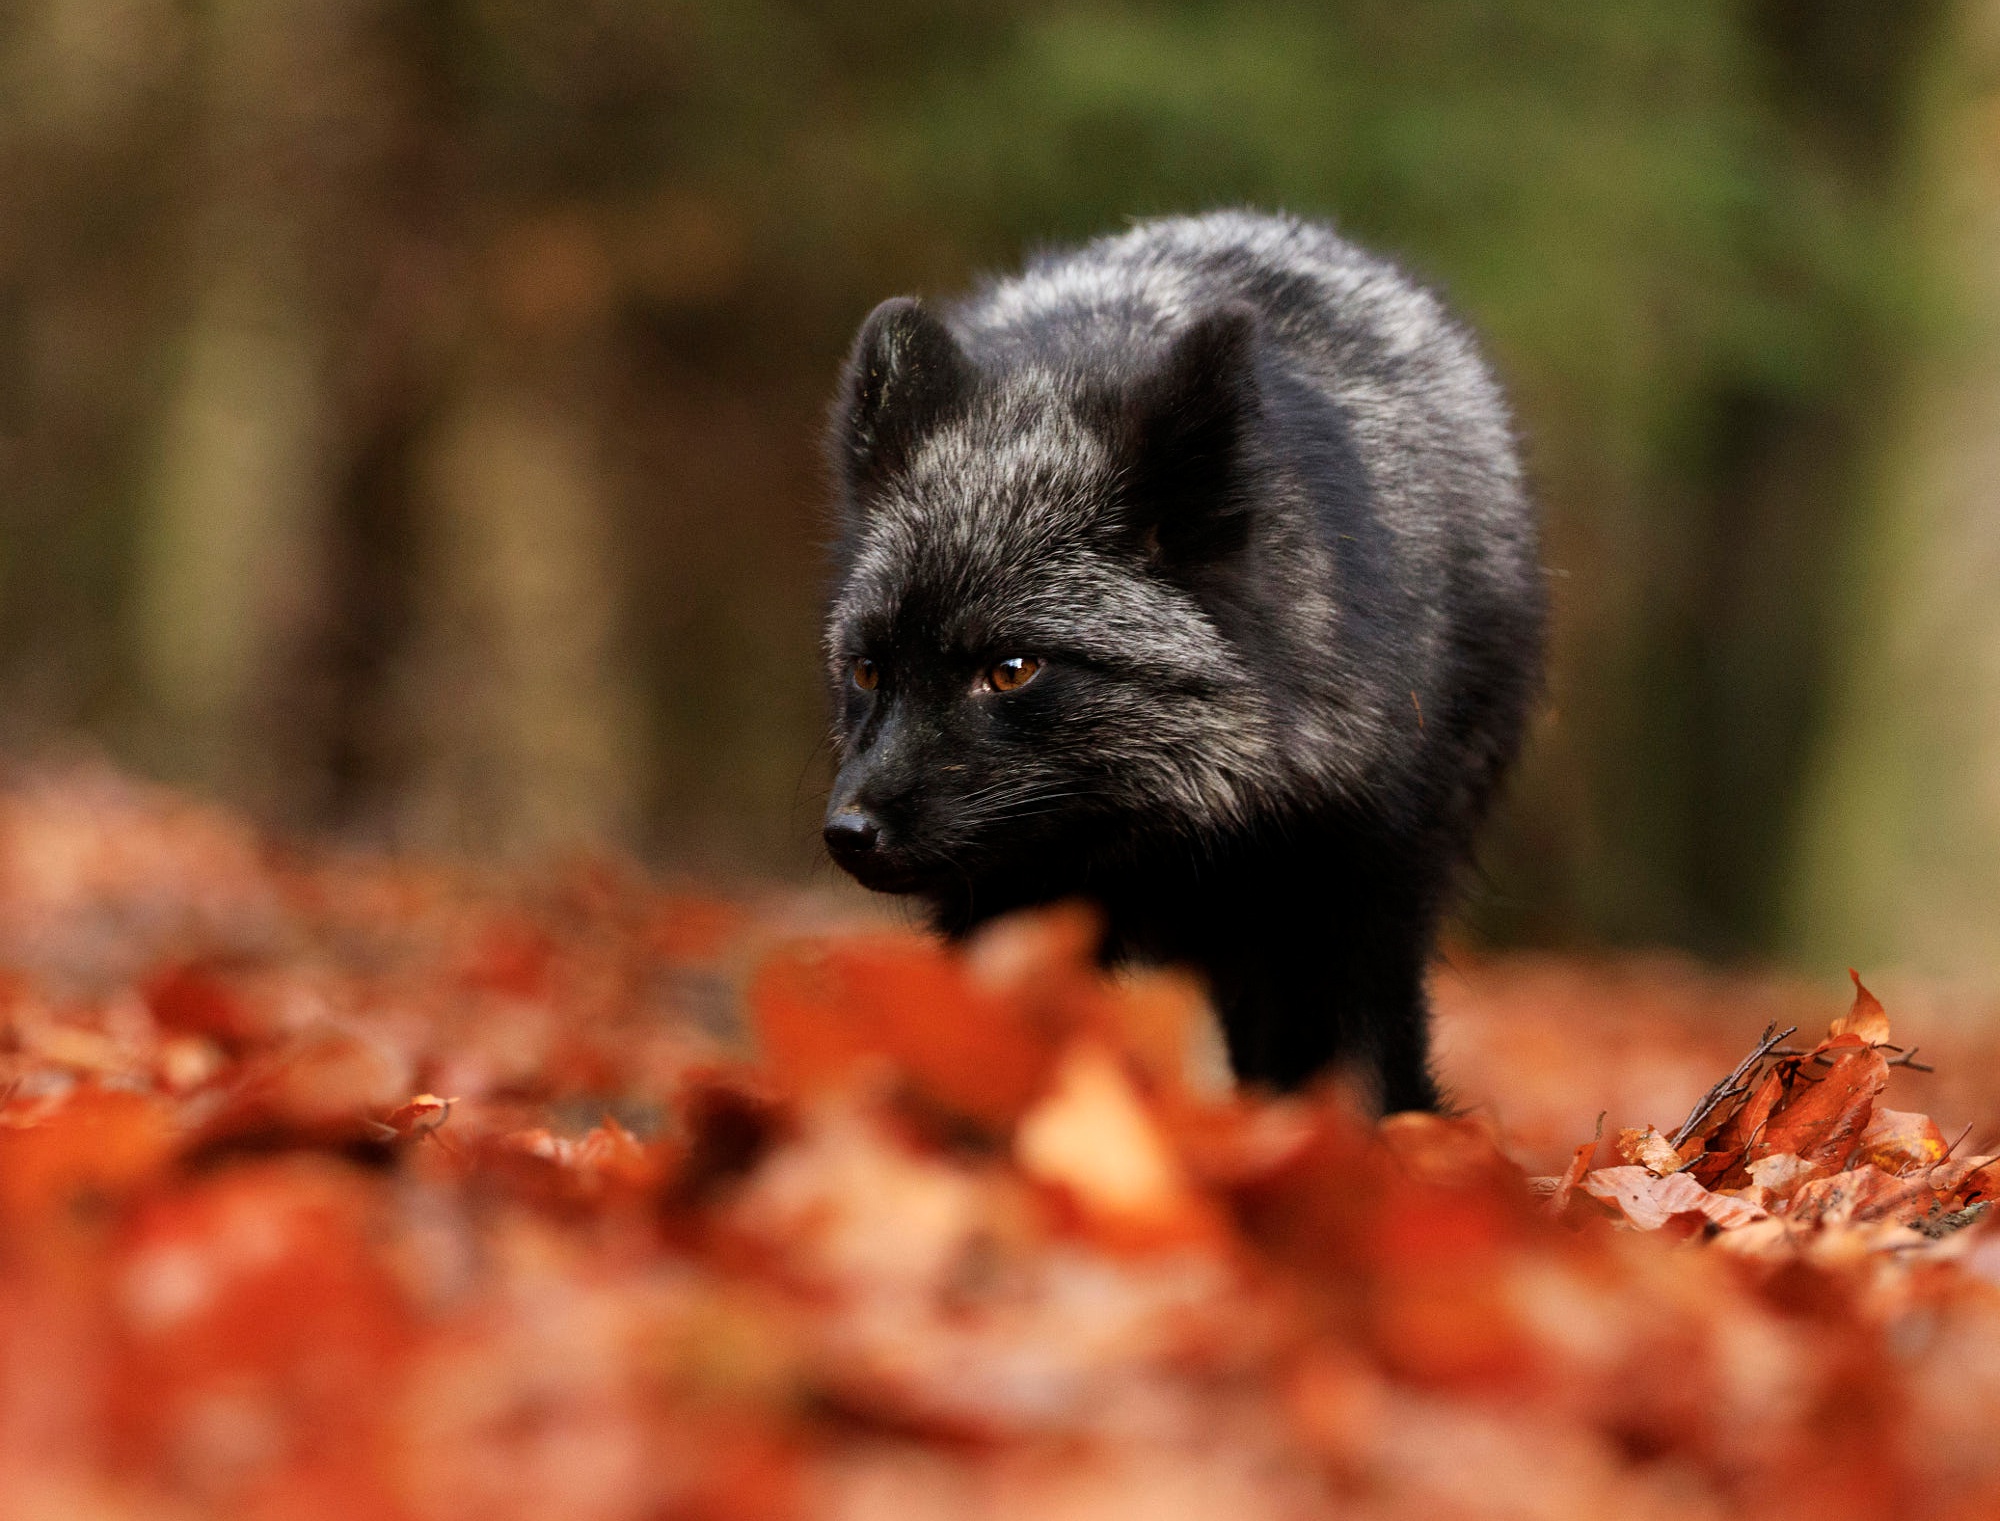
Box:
822, 808, 880, 859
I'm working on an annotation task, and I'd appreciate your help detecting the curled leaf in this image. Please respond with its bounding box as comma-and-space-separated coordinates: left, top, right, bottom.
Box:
1541, 1137, 1597, 1216
373, 1092, 457, 1141
1828, 970, 1892, 1046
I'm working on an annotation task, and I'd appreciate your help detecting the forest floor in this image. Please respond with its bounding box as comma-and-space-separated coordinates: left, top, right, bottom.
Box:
2, 767, 1999, 1520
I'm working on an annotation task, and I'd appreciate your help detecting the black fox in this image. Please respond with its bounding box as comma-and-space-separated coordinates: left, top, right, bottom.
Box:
819, 211, 1543, 1112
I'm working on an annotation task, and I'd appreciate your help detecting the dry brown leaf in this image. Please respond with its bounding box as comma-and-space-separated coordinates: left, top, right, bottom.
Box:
1543, 1137, 1597, 1216
1750, 1048, 1889, 1172
1015, 1040, 1194, 1231
1744, 1152, 1821, 1198
1786, 1164, 1935, 1228
1858, 1107, 1948, 1174
1827, 969, 1892, 1046
1580, 1165, 1768, 1231
1614, 1125, 1684, 1176
1688, 1066, 1786, 1188
9, 771, 2000, 1521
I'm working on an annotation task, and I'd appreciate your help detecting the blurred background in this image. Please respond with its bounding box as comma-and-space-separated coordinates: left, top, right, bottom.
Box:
3, 0, 1997, 979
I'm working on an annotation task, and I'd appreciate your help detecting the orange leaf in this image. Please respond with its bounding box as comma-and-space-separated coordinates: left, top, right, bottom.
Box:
648, 893, 750, 963
143, 961, 266, 1047
1615, 1125, 1684, 1176
1379, 1112, 1523, 1192
204, 1032, 412, 1145
1785, 1163, 1934, 1227
1543, 1137, 1596, 1215
1581, 1165, 1768, 1231
1857, 1106, 1947, 1175
751, 932, 1061, 1128
1827, 969, 1892, 1046
1750, 1048, 1889, 1172
1015, 1040, 1195, 1234
458, 914, 554, 997
474, 1119, 667, 1206
113, 1159, 410, 1467
1090, 966, 1215, 1097
1743, 1152, 1821, 1199
571, 1116, 660, 1189
0, 1086, 177, 1225
373, 1093, 456, 1140
1688, 1066, 1786, 1188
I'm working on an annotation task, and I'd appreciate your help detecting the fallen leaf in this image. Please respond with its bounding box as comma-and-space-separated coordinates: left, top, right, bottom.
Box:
1750, 1048, 1889, 1172
1744, 1152, 1820, 1198
0, 1086, 178, 1224
1688, 1066, 1786, 1188
1015, 1040, 1193, 1231
1580, 1165, 1767, 1231
1827, 969, 1892, 1046
373, 1093, 457, 1140
1542, 1137, 1597, 1215
752, 935, 1060, 1128
1786, 1164, 1934, 1228
1858, 1107, 1947, 1174
1615, 1125, 1684, 1176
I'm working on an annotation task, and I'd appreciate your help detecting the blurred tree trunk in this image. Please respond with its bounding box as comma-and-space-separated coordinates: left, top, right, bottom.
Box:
1790, 0, 2000, 978
131, 2, 642, 853
0, 0, 190, 740
136, 284, 325, 792
401, 300, 645, 856
1468, 1, 1949, 958
133, 0, 388, 811
1648, 1, 1945, 958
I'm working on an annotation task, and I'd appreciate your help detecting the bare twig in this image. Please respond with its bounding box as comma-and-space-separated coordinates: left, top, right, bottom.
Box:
1772, 1043, 1935, 1071
1946, 1122, 1976, 1160
1669, 1023, 1797, 1151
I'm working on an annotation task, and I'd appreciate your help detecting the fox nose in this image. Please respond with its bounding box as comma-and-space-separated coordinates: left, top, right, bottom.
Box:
822, 807, 880, 859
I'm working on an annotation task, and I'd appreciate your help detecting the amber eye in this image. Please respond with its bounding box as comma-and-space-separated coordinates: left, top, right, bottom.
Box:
850, 657, 879, 692
984, 656, 1042, 693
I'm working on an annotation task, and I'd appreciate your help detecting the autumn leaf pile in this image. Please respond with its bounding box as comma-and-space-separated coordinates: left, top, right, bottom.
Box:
5, 772, 2000, 1520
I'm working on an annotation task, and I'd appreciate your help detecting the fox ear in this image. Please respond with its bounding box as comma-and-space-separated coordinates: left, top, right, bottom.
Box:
1121, 302, 1261, 565
836, 297, 973, 498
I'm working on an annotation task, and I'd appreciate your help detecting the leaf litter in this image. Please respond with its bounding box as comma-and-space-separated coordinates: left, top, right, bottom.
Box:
1, 771, 1999, 1518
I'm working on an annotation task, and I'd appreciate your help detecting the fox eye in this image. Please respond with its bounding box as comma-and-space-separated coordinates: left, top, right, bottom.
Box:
850, 657, 879, 692
982, 656, 1042, 693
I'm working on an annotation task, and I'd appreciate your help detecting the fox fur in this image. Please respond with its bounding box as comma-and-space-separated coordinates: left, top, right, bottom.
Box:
819, 210, 1543, 1112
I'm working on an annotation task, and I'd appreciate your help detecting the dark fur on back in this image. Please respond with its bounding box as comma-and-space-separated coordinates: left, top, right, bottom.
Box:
819, 211, 1543, 1112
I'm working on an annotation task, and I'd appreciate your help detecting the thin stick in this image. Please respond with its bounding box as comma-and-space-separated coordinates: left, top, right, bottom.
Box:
1775, 1044, 1935, 1072
1669, 1023, 1797, 1150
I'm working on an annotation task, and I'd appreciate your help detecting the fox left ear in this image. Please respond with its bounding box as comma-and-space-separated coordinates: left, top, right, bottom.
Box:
835, 296, 974, 501
1120, 302, 1262, 565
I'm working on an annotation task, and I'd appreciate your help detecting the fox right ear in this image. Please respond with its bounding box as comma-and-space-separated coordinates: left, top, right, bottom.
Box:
1117, 302, 1262, 568
836, 297, 972, 497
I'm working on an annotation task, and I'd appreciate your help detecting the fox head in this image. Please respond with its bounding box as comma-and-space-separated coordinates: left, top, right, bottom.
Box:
819, 295, 1315, 906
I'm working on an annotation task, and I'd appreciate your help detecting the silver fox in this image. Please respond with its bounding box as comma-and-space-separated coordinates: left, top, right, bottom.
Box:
820, 211, 1544, 1112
